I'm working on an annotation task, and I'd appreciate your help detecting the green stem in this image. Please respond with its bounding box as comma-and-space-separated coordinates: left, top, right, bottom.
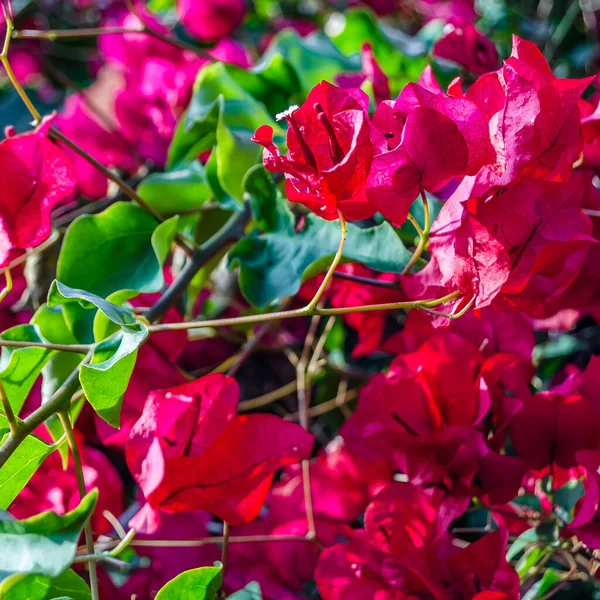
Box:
402, 187, 430, 275
0, 379, 19, 436
306, 210, 347, 311
0, 340, 91, 353
58, 411, 99, 600
147, 290, 462, 333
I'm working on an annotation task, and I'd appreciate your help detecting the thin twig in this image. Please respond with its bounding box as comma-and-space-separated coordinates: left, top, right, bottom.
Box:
237, 381, 298, 412
128, 534, 320, 548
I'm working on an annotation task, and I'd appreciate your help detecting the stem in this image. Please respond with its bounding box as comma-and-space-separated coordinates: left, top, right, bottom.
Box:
306, 210, 347, 311
1, 12, 42, 123
58, 411, 99, 600
402, 188, 431, 276
146, 203, 251, 323
0, 351, 91, 470
331, 271, 399, 289
0, 379, 19, 436
0, 340, 91, 353
147, 290, 463, 333
14, 26, 142, 39
129, 534, 319, 548
124, 0, 210, 58
220, 521, 230, 598
237, 381, 298, 412
0, 268, 12, 304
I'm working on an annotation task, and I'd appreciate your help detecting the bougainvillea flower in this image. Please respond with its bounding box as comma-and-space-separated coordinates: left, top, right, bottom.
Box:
269, 437, 390, 524
367, 106, 468, 226
177, 0, 246, 42
580, 98, 600, 171
99, 8, 185, 71
510, 391, 600, 470
55, 95, 139, 199
316, 482, 519, 600
383, 304, 535, 360
427, 176, 595, 314
464, 36, 592, 187
253, 81, 386, 220
434, 17, 500, 74
566, 451, 600, 548
394, 69, 494, 173
342, 334, 525, 510
11, 436, 123, 535
362, 43, 390, 104
0, 117, 75, 267
126, 374, 313, 530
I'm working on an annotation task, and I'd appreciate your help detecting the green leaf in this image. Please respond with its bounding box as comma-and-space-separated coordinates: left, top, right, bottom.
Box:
0, 490, 97, 579
227, 582, 262, 599
147, 0, 175, 12
252, 30, 360, 97
58, 202, 172, 298
516, 546, 546, 579
229, 215, 412, 307
0, 435, 57, 509
48, 282, 136, 328
0, 569, 90, 600
0, 573, 50, 600
31, 306, 84, 403
137, 161, 213, 216
0, 325, 55, 416
155, 564, 223, 600
327, 9, 428, 94
168, 63, 283, 200
244, 166, 293, 235
80, 325, 148, 427
44, 568, 91, 600
522, 567, 563, 600
506, 523, 559, 561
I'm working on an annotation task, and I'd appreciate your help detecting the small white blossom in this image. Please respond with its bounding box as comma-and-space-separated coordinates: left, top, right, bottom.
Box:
276, 105, 300, 121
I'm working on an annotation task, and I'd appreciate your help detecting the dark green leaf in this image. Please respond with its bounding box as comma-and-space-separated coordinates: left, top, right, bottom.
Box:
80, 325, 148, 427
0, 435, 57, 510
58, 203, 174, 298
229, 215, 412, 307
0, 326, 55, 416
48, 282, 136, 328
155, 563, 223, 599
0, 490, 97, 579
554, 479, 585, 523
